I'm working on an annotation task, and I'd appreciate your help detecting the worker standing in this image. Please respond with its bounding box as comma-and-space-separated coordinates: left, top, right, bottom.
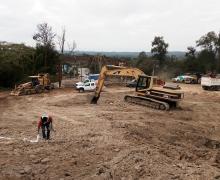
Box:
38, 114, 54, 140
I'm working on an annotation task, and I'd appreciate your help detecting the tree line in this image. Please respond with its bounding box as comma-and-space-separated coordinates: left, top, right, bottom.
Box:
0, 22, 220, 88
0, 23, 60, 88
135, 31, 220, 78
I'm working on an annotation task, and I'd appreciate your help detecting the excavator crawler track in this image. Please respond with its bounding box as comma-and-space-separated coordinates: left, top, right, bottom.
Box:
124, 95, 170, 111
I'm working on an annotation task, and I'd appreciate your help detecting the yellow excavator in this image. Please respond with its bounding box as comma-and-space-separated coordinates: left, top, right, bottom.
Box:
91, 65, 184, 110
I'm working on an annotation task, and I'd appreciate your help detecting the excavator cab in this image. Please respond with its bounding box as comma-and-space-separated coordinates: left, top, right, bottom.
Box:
136, 75, 165, 92
136, 75, 154, 92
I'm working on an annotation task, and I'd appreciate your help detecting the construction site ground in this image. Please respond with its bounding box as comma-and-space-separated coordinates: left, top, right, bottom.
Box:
1, 81, 220, 180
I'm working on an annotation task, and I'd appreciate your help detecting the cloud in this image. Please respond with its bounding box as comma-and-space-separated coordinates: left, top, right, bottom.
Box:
0, 0, 220, 51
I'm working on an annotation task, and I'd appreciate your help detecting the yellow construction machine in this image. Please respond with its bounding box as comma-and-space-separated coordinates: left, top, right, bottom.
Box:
91, 65, 184, 110
11, 73, 54, 96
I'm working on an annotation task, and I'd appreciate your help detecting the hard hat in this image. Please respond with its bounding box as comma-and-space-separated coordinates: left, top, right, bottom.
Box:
42, 114, 49, 119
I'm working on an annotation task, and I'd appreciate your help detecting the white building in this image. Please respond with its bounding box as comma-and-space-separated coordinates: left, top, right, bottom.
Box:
78, 68, 90, 79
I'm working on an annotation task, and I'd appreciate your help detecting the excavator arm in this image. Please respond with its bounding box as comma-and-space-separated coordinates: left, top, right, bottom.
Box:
90, 65, 145, 104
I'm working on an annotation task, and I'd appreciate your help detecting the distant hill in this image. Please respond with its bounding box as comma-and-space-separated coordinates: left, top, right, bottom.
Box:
71, 51, 186, 59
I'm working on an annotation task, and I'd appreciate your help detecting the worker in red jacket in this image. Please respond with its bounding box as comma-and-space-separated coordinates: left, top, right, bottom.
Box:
38, 114, 54, 140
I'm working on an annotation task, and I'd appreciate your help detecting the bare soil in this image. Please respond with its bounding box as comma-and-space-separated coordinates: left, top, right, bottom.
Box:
1, 84, 220, 180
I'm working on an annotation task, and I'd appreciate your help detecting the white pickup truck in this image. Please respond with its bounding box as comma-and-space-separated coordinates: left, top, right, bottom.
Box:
201, 76, 220, 90
75, 80, 96, 92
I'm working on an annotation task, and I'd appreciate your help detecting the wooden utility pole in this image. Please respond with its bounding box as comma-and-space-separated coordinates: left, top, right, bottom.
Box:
58, 28, 66, 88
58, 57, 62, 88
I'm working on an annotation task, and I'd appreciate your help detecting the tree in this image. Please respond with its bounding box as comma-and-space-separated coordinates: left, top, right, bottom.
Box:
33, 23, 56, 47
196, 31, 220, 72
134, 52, 157, 75
33, 23, 57, 69
57, 28, 66, 88
184, 46, 197, 72
34, 44, 59, 74
185, 46, 196, 59
0, 43, 35, 87
58, 28, 66, 54
151, 36, 169, 65
196, 31, 218, 53
215, 32, 220, 71
67, 40, 77, 56
138, 51, 147, 59
136, 52, 147, 66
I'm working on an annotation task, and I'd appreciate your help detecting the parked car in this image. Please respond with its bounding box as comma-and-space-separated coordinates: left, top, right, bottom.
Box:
172, 75, 187, 83
172, 75, 200, 84
126, 79, 137, 88
184, 76, 197, 84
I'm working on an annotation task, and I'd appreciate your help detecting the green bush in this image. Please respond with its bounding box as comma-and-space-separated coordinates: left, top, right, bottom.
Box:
0, 62, 23, 87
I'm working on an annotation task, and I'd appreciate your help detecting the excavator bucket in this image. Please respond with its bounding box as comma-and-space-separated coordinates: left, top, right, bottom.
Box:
90, 96, 99, 104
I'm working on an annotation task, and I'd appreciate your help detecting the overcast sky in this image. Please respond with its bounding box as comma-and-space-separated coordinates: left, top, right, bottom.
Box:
0, 0, 220, 51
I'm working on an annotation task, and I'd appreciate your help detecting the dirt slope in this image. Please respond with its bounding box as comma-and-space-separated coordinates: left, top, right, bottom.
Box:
0, 84, 220, 180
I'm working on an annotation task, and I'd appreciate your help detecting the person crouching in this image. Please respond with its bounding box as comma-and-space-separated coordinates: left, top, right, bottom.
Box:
38, 114, 54, 140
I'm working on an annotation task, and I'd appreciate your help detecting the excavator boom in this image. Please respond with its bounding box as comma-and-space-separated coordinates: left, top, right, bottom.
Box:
91, 65, 145, 104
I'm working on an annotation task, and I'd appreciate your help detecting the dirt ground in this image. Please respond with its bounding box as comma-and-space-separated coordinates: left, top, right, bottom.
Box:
1, 83, 220, 180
